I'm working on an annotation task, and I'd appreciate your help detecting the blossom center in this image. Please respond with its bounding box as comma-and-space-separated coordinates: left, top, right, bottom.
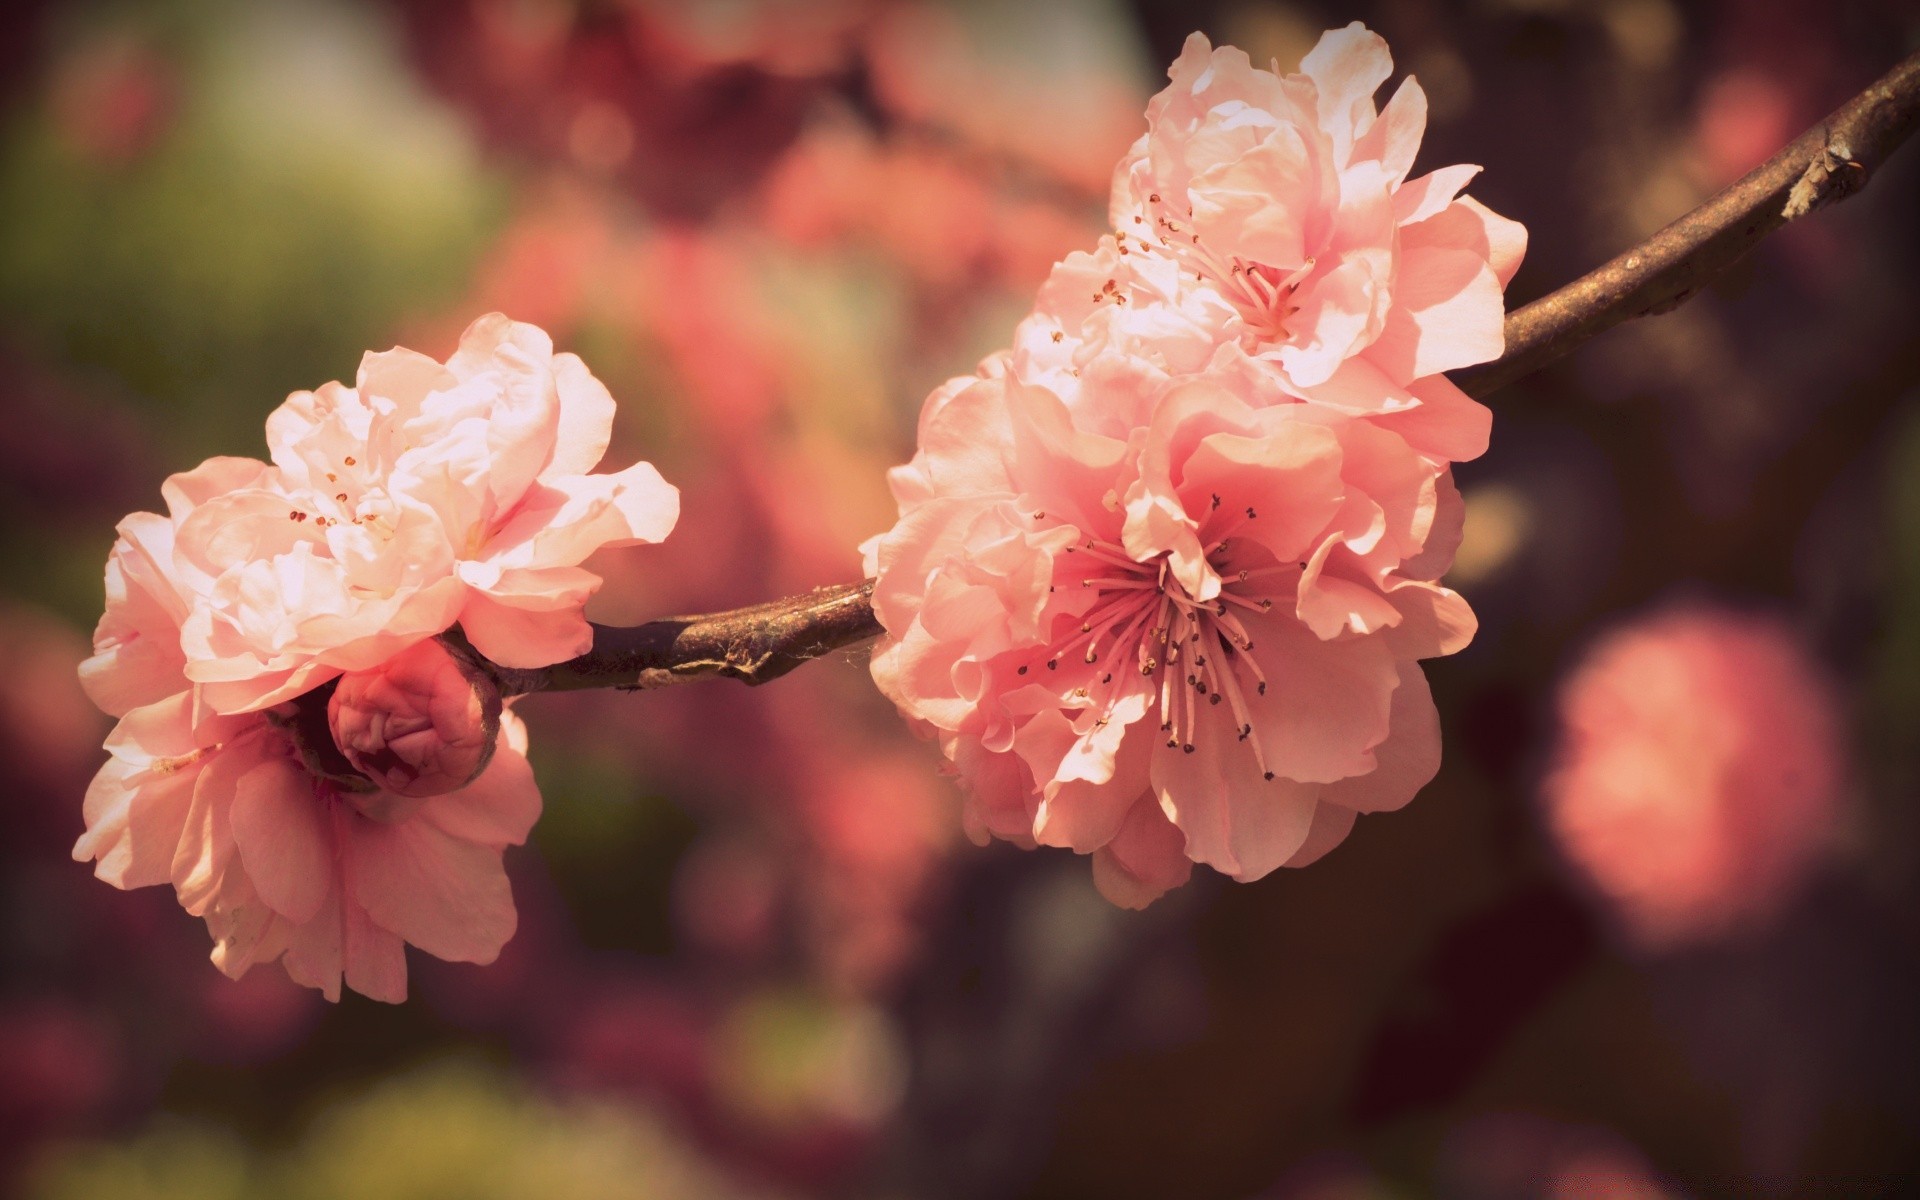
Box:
1042, 528, 1295, 781
1120, 191, 1306, 343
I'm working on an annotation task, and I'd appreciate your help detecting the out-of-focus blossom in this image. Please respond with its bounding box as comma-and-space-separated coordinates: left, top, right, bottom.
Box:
1692, 69, 1796, 186
791, 747, 950, 992
758, 119, 1091, 296
48, 33, 176, 166
1542, 607, 1846, 948
190, 966, 323, 1065
863, 25, 1513, 907
121, 314, 677, 714
863, 1, 1146, 198
1439, 1113, 1689, 1200
0, 605, 105, 797
394, 0, 871, 218
330, 637, 501, 799
0, 1000, 119, 1169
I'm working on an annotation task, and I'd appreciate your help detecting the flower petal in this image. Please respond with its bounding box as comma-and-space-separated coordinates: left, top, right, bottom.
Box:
230, 753, 333, 924
344, 813, 518, 964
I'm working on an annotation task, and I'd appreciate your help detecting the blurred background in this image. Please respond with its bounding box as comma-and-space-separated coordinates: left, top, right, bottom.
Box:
2, 0, 1918, 1196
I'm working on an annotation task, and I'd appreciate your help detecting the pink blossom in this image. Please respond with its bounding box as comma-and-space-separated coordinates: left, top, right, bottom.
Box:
865, 370, 1468, 907
1542, 607, 1846, 948
76, 691, 539, 1003
863, 26, 1503, 907
173, 313, 679, 713
1020, 26, 1521, 445
328, 638, 501, 799
75, 516, 541, 1001
70, 314, 681, 1001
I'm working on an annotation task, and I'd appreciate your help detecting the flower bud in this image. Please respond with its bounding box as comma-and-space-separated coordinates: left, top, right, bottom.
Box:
327, 638, 501, 800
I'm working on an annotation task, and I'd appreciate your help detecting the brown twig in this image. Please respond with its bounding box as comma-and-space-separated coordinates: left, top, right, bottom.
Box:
1453, 47, 1920, 398
488, 581, 881, 696
498, 47, 1920, 696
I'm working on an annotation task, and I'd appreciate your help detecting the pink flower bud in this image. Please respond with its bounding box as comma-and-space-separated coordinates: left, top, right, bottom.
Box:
328, 639, 502, 800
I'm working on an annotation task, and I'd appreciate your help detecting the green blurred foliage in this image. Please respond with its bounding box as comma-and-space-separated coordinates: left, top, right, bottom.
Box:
0, 0, 500, 460
27, 1061, 779, 1200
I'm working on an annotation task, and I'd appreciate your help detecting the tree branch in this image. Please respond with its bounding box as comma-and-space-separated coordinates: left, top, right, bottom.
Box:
488, 581, 881, 696
497, 47, 1920, 696
1453, 47, 1920, 399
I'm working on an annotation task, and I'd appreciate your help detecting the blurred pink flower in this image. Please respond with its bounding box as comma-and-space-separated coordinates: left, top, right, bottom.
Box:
865, 370, 1469, 908
1542, 607, 1846, 948
49, 32, 176, 165
329, 638, 501, 799
863, 2, 1144, 197
1440, 1113, 1686, 1200
160, 313, 676, 712
758, 120, 1093, 296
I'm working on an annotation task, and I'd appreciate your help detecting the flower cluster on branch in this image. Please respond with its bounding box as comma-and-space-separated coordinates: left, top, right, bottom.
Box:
76, 316, 679, 1000
862, 26, 1522, 906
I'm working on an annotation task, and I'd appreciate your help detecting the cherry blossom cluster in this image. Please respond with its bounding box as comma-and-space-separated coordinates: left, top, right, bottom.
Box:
863, 26, 1525, 906
76, 315, 679, 1000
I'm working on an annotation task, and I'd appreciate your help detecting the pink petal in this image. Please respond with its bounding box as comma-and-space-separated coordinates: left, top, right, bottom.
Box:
207, 875, 291, 981
356, 346, 456, 417
343, 899, 408, 1004
1335, 418, 1441, 562
1240, 609, 1399, 783
1368, 247, 1506, 380
1297, 536, 1403, 639
1027, 709, 1155, 853
1398, 472, 1466, 581
1300, 22, 1393, 160
1351, 75, 1427, 184
229, 754, 333, 924
543, 352, 617, 478
1188, 125, 1316, 269
1458, 196, 1528, 287
914, 375, 1019, 497
456, 566, 599, 669
1090, 795, 1192, 909
482, 464, 679, 573
279, 879, 345, 1002
1299, 355, 1418, 416
951, 733, 1040, 848
81, 513, 189, 717
1278, 250, 1390, 387
78, 757, 194, 889
1150, 708, 1320, 881
1370, 375, 1492, 462
1280, 802, 1359, 868
1382, 578, 1477, 659
1321, 661, 1441, 812
1181, 420, 1346, 568
418, 745, 543, 848
171, 729, 272, 914
1393, 164, 1481, 226
160, 456, 273, 517
344, 812, 519, 964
